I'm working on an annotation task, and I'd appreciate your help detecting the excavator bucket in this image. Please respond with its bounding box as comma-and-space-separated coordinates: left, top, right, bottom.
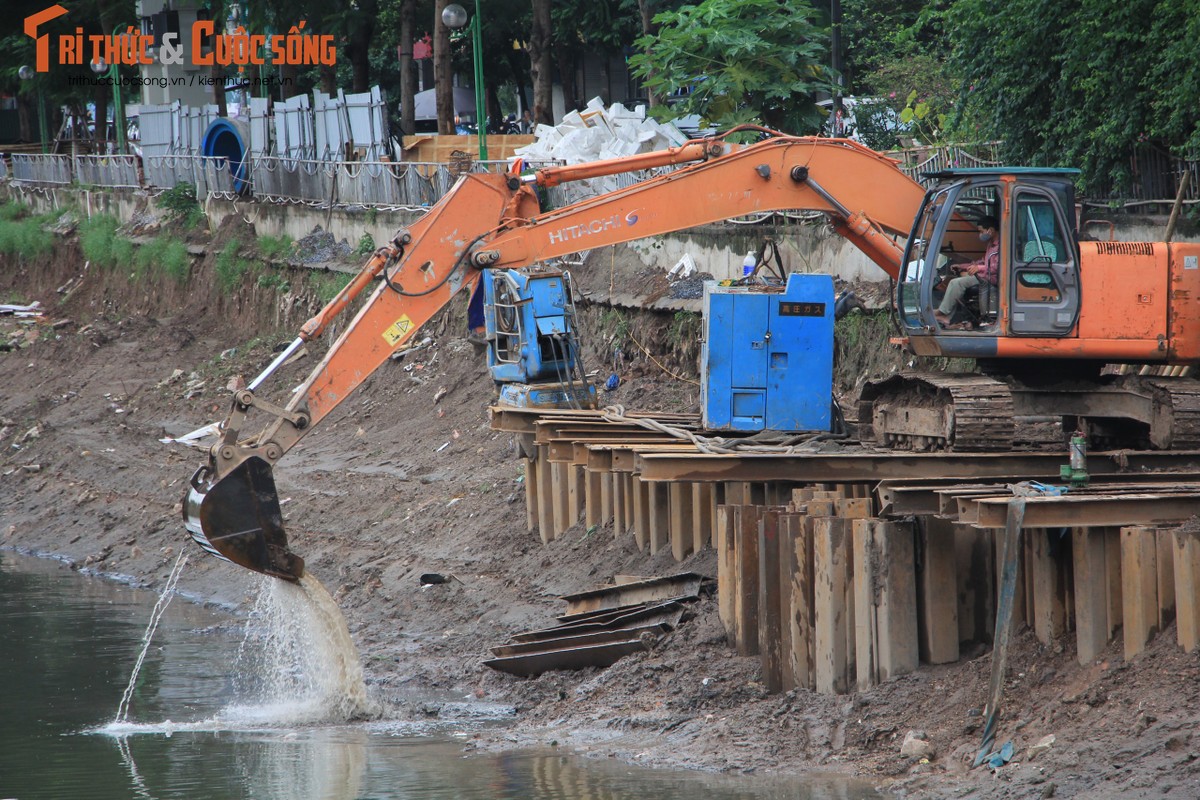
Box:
182, 456, 305, 581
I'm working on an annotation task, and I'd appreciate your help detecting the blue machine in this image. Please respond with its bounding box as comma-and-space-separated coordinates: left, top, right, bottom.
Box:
701, 273, 835, 432
483, 267, 597, 409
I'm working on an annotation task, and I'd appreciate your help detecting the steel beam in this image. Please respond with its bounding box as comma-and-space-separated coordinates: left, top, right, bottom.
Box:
973, 492, 1200, 529
635, 450, 1200, 483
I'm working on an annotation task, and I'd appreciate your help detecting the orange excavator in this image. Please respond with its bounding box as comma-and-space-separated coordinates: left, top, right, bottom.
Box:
183, 126, 1200, 581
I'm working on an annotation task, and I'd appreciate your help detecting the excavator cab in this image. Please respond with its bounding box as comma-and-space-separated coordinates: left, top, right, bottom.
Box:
896, 169, 1082, 350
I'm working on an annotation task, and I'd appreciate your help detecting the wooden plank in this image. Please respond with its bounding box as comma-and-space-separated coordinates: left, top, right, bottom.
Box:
585, 469, 602, 528
918, 516, 959, 665
813, 516, 851, 694
624, 473, 636, 532
1122, 526, 1159, 659
776, 513, 797, 690
956, 525, 994, 644
524, 457, 538, 534
1173, 527, 1200, 653
536, 446, 555, 544
568, 466, 584, 527
1157, 528, 1176, 629
551, 462, 569, 536
837, 497, 873, 520
785, 514, 814, 690
734, 505, 762, 656
611, 472, 625, 537
693, 482, 713, 554
725, 481, 752, 506
853, 518, 877, 691
648, 482, 670, 555
1030, 529, 1066, 645
758, 510, 784, 692
875, 520, 918, 681
716, 505, 736, 641
1105, 526, 1123, 636
632, 476, 649, 551
600, 469, 613, 525
669, 482, 694, 561
1073, 527, 1109, 665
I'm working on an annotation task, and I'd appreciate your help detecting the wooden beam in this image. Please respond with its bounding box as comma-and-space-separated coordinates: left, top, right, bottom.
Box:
1173, 527, 1200, 653
1122, 526, 1160, 659
669, 482, 694, 561
648, 482, 670, 555
567, 465, 584, 527
585, 468, 602, 528
524, 456, 538, 534
536, 446, 555, 544
734, 505, 762, 656
632, 476, 649, 551
1072, 527, 1109, 665
758, 509, 784, 692
813, 516, 852, 694
611, 472, 625, 538
783, 514, 814, 690
1030, 529, 1067, 645
918, 516, 959, 665
1157, 528, 1176, 630
693, 482, 713, 554
716, 505, 736, 642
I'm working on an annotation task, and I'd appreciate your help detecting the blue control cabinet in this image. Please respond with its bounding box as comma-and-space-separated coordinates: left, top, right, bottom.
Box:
701, 273, 835, 432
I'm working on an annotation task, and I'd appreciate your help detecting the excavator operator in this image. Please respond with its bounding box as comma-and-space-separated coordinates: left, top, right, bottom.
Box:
934, 215, 999, 329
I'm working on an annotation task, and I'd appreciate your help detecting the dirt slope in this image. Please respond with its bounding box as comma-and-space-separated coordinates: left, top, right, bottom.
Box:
2, 223, 1199, 799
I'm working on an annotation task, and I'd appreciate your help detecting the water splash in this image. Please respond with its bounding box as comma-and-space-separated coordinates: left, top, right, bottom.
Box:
231, 571, 377, 724
114, 550, 189, 724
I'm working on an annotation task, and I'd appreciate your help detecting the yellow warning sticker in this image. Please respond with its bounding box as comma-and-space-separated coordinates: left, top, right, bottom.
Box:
382, 315, 415, 346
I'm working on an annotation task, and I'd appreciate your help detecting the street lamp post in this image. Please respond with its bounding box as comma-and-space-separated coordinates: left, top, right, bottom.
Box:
442, 1, 487, 161
18, 65, 49, 154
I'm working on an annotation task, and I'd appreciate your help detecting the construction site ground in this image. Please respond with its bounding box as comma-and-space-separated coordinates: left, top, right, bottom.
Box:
3, 220, 1199, 800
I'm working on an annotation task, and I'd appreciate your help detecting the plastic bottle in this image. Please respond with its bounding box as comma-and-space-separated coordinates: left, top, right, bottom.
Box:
742, 250, 757, 278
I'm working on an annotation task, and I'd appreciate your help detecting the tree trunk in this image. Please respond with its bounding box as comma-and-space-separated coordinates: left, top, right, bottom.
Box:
503, 46, 530, 114
347, 0, 378, 94
213, 63, 227, 117
434, 0, 455, 135
529, 0, 553, 124
279, 62, 299, 99
553, 43, 578, 114
398, 0, 416, 136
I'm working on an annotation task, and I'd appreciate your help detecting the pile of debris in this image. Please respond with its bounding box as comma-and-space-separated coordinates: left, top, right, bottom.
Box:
484, 572, 707, 677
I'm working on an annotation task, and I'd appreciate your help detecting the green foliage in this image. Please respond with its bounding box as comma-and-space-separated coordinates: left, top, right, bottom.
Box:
257, 234, 294, 261
214, 239, 254, 291
158, 183, 206, 229
599, 308, 631, 348
308, 272, 346, 306
0, 215, 52, 260
0, 201, 30, 222
79, 215, 135, 270
134, 237, 191, 284
630, 0, 834, 133
256, 270, 292, 292
354, 232, 376, 257
943, 0, 1200, 194
668, 310, 700, 347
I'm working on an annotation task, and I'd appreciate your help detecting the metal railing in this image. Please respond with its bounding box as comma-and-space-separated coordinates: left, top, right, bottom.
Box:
143, 154, 234, 195
75, 155, 140, 189
11, 154, 73, 186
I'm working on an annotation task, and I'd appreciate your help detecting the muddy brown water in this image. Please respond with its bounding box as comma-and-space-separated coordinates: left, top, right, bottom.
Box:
0, 550, 881, 800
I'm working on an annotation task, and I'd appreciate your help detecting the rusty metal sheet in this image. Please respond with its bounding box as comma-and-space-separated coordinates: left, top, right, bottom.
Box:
490, 622, 672, 658
561, 572, 706, 616
509, 601, 686, 643
484, 638, 652, 677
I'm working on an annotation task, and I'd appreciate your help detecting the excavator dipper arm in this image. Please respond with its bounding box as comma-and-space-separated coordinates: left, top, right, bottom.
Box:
182, 130, 929, 580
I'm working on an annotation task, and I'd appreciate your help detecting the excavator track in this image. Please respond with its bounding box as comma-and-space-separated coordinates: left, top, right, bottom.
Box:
859, 372, 1200, 453
858, 373, 1017, 451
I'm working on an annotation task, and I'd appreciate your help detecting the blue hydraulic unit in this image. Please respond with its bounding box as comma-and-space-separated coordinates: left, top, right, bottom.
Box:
701, 273, 835, 432
482, 266, 597, 409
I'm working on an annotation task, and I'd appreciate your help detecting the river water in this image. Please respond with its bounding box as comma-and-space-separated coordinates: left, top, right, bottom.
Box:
0, 551, 881, 800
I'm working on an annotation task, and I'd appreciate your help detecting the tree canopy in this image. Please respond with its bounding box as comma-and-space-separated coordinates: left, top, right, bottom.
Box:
629, 0, 833, 133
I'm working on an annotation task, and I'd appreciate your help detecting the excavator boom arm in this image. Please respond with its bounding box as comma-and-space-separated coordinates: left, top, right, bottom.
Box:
183, 131, 930, 580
